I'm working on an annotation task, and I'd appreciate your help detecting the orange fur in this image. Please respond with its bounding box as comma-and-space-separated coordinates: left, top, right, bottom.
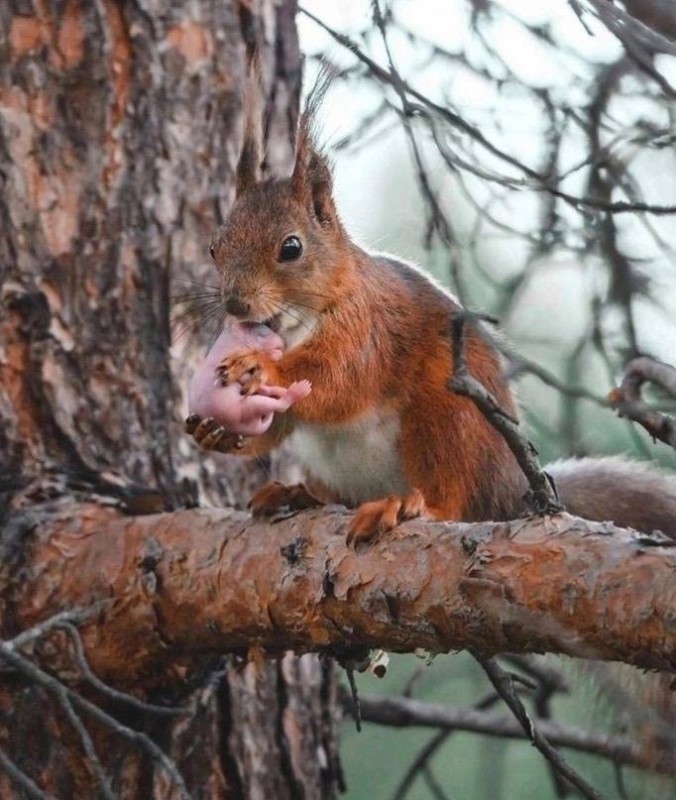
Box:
197, 78, 675, 542
212, 171, 526, 537
248, 481, 323, 517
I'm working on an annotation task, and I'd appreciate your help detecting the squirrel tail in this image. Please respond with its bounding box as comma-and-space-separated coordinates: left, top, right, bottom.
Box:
547, 456, 676, 539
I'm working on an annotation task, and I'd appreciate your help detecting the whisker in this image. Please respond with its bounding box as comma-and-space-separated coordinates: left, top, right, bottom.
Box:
171, 305, 224, 330
172, 276, 222, 291
171, 308, 224, 326
171, 293, 224, 309
268, 300, 313, 332
171, 303, 225, 347
174, 300, 224, 321
171, 317, 219, 348
171, 292, 222, 305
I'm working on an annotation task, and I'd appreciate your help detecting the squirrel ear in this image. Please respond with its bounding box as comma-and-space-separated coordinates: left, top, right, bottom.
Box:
235, 59, 264, 197
292, 145, 335, 227
291, 66, 336, 227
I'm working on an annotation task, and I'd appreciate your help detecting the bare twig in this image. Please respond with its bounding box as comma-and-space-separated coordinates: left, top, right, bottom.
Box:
608, 357, 676, 448
391, 688, 505, 800
341, 687, 672, 773
345, 665, 362, 733
53, 687, 115, 800
5, 606, 105, 652
474, 656, 606, 800
300, 5, 676, 215
0, 641, 191, 800
391, 730, 450, 800
59, 622, 189, 717
5, 609, 187, 718
0, 746, 55, 800
504, 655, 572, 797
504, 349, 608, 408
422, 765, 452, 800
447, 311, 564, 515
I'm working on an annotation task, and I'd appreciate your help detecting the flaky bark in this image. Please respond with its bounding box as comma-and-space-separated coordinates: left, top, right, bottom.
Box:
0, 2, 339, 798
5, 502, 674, 678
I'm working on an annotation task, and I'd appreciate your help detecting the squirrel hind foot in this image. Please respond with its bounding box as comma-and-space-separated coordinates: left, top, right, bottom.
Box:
249, 481, 324, 519
346, 489, 428, 548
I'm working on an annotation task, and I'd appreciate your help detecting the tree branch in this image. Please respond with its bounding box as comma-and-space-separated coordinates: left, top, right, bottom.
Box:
2, 500, 674, 688
447, 311, 564, 515
608, 357, 676, 449
475, 655, 605, 799
345, 689, 674, 774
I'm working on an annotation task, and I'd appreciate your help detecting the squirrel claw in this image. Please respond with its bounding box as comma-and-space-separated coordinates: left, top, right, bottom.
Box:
184, 414, 244, 453
216, 350, 265, 394
346, 489, 428, 548
249, 481, 324, 519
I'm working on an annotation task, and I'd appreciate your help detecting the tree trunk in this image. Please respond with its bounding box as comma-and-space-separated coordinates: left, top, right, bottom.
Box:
0, 1, 339, 797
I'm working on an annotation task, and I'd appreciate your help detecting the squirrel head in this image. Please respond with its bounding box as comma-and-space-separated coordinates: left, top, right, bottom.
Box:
211, 70, 352, 345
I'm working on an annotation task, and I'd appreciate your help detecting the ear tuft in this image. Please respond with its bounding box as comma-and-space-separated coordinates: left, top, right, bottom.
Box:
235, 56, 264, 197
291, 65, 338, 227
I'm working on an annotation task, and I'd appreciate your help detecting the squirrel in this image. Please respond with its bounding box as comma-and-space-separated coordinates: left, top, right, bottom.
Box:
185, 75, 676, 546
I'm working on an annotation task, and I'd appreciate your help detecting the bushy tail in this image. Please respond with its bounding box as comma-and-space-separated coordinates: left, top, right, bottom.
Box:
547, 456, 676, 539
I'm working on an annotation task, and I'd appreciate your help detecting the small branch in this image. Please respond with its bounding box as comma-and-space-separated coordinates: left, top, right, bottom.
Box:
0, 641, 191, 800
299, 6, 676, 216
475, 655, 605, 800
5, 607, 105, 652
59, 622, 189, 717
0, 746, 55, 800
447, 311, 564, 515
63, 623, 191, 717
391, 688, 505, 800
422, 766, 451, 800
583, 0, 676, 57
53, 687, 115, 800
608, 357, 676, 449
502, 655, 569, 695
346, 687, 673, 774
391, 729, 450, 800
503, 348, 608, 409
4, 609, 187, 717
504, 655, 572, 797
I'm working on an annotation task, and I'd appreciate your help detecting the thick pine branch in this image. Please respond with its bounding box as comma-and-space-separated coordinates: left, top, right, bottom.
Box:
3, 501, 674, 685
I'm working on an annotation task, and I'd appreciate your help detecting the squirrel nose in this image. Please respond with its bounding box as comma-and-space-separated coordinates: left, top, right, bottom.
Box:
224, 295, 251, 317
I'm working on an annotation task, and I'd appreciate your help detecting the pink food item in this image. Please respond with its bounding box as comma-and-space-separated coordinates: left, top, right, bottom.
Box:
188, 320, 311, 436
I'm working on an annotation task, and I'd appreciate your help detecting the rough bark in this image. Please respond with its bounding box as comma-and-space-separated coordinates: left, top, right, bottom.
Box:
3, 502, 674, 678
0, 1, 339, 798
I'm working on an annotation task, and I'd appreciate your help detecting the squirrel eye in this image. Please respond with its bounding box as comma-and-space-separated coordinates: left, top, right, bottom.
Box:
209, 244, 215, 260
279, 235, 303, 263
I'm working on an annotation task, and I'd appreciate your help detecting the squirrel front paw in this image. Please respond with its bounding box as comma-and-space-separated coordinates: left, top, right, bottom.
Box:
185, 414, 245, 453
215, 349, 269, 395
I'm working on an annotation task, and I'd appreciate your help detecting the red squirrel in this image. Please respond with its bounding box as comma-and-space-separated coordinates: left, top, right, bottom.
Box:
185, 79, 676, 545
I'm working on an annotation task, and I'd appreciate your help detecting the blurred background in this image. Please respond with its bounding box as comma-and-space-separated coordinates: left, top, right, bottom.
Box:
298, 1, 676, 797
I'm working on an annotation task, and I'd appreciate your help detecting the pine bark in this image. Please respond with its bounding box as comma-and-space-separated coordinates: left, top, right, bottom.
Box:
5, 504, 675, 678
0, 1, 339, 798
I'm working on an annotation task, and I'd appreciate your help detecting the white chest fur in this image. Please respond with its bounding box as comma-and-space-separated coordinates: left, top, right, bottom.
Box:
289, 409, 409, 506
